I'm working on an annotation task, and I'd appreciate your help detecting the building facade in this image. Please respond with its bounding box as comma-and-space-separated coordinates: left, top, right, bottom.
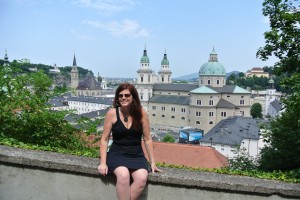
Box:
136, 47, 251, 134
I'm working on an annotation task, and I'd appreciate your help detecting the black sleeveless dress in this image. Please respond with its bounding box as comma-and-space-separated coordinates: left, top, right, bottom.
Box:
106, 107, 149, 173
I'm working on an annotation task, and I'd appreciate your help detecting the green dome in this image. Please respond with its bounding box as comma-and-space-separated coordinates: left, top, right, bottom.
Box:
199, 48, 226, 75
141, 49, 150, 63
268, 78, 274, 84
161, 53, 169, 65
199, 62, 226, 75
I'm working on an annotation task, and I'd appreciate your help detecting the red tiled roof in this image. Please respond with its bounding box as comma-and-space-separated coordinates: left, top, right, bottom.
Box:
88, 135, 229, 169
142, 142, 229, 169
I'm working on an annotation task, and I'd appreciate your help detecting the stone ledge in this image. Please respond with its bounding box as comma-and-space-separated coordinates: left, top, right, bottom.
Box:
0, 145, 299, 198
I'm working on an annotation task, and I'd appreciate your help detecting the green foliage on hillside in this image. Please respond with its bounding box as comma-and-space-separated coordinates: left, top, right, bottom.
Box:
0, 59, 93, 82
0, 63, 98, 157
226, 71, 285, 91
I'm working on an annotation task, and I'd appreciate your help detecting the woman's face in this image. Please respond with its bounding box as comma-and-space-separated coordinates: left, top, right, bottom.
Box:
118, 89, 133, 107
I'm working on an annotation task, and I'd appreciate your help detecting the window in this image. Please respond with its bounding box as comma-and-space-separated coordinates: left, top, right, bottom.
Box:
217, 80, 220, 85
162, 106, 166, 111
221, 112, 227, 117
209, 100, 214, 105
196, 121, 200, 124
181, 117, 185, 120
141, 77, 143, 82
171, 116, 175, 118
209, 121, 213, 124
141, 95, 143, 100
208, 80, 211, 85
152, 106, 156, 110
181, 108, 186, 113
196, 111, 201, 117
209, 112, 214, 116
240, 100, 245, 105
171, 107, 176, 112
197, 100, 202, 105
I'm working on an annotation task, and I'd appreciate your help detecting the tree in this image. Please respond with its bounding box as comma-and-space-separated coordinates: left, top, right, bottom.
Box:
257, 0, 300, 74
162, 133, 175, 143
250, 103, 263, 118
0, 63, 96, 153
257, 0, 300, 170
226, 73, 236, 85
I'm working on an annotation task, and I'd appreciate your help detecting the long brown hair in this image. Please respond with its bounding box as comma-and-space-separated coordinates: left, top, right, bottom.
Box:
113, 83, 142, 131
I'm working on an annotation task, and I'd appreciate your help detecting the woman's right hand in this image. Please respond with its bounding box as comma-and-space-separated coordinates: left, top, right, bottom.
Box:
98, 163, 108, 176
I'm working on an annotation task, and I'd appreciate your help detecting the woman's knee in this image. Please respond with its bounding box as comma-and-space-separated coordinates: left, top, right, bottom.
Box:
132, 169, 148, 184
114, 167, 130, 183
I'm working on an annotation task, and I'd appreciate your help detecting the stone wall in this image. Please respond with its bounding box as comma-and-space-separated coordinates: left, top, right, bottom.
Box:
0, 145, 299, 200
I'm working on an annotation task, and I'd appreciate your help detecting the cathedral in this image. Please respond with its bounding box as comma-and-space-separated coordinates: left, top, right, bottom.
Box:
136, 47, 251, 134
70, 54, 106, 97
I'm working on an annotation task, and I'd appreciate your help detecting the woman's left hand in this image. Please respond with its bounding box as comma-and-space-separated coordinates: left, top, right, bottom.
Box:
151, 163, 163, 173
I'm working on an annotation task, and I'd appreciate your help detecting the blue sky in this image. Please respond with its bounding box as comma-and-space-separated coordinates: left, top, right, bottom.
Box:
0, 0, 278, 78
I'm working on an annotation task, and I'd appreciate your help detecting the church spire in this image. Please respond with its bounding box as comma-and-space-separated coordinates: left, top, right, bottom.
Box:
73, 54, 77, 66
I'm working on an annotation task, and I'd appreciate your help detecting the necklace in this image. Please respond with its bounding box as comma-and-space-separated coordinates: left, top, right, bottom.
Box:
120, 108, 129, 122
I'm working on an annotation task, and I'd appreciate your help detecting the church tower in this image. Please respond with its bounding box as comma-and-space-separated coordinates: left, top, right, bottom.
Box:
265, 77, 277, 116
3, 49, 10, 67
158, 50, 172, 83
136, 46, 154, 110
70, 54, 79, 89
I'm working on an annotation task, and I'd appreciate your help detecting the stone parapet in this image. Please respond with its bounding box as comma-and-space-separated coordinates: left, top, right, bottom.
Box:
0, 145, 299, 200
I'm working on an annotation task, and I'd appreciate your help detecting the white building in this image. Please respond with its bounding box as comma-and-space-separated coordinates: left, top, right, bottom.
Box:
49, 64, 61, 74
200, 116, 266, 159
67, 96, 113, 114
136, 47, 251, 134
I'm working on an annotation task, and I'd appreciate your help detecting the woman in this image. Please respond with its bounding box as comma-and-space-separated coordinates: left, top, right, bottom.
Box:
98, 83, 162, 200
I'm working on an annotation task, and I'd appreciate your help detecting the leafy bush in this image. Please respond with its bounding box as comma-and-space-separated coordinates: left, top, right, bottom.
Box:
162, 133, 175, 143
229, 147, 258, 171
0, 63, 98, 155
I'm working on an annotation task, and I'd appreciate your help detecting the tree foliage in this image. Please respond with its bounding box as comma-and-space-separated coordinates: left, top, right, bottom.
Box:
0, 63, 97, 153
257, 0, 300, 171
162, 133, 175, 143
229, 147, 258, 171
250, 103, 263, 118
226, 70, 283, 91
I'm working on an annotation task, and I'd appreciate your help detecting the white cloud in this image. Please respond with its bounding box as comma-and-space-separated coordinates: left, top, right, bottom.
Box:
83, 19, 149, 38
74, 0, 139, 14
70, 29, 93, 40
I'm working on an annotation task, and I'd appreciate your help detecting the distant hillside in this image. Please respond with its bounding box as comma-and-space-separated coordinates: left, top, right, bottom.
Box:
173, 71, 240, 81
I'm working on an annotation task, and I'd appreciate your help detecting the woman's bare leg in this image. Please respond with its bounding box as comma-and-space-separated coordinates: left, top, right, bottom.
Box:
114, 167, 131, 200
130, 169, 148, 200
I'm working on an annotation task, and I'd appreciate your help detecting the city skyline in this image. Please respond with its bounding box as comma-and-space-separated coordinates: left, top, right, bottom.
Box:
1, 0, 278, 78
